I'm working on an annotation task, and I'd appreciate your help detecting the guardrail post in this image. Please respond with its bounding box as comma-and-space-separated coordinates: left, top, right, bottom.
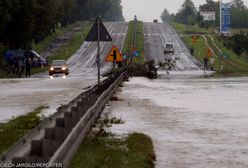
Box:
30, 140, 43, 156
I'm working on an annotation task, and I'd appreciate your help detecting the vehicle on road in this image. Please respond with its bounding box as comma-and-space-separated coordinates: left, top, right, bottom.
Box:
49, 60, 69, 76
5, 49, 47, 67
164, 43, 174, 54
153, 19, 158, 23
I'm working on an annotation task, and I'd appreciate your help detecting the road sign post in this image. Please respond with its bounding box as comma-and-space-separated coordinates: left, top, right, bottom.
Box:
97, 18, 101, 84
220, 1, 231, 35
85, 17, 112, 85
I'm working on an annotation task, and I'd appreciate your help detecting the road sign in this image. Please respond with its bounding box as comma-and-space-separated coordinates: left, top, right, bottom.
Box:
133, 50, 139, 57
85, 18, 112, 42
105, 45, 123, 62
200, 11, 216, 21
220, 3, 231, 34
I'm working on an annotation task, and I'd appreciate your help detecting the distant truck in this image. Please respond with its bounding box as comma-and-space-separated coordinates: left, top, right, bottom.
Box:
164, 43, 174, 54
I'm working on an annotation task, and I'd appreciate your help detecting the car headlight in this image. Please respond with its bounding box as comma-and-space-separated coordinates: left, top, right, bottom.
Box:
50, 67, 54, 71
61, 67, 67, 70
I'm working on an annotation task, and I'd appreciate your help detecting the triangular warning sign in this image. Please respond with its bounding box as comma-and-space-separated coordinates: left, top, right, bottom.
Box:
85, 20, 112, 42
105, 45, 123, 62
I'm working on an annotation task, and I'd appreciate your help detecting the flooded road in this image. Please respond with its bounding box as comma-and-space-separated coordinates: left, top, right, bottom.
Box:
109, 73, 248, 168
0, 22, 128, 123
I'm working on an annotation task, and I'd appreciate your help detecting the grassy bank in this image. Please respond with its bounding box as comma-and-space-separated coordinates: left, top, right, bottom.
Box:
173, 22, 248, 75
181, 35, 222, 69
47, 21, 91, 62
32, 21, 92, 75
69, 133, 155, 168
135, 21, 145, 64
172, 22, 209, 34
0, 106, 48, 155
123, 21, 145, 65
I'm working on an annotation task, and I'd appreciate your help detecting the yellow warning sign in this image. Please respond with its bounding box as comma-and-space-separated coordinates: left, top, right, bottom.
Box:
105, 45, 123, 62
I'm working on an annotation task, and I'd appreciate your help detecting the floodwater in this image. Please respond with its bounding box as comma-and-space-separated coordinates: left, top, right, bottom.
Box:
109, 71, 248, 168
0, 76, 96, 123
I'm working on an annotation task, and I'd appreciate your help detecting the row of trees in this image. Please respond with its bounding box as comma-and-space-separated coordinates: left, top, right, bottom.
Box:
161, 0, 248, 29
0, 0, 124, 49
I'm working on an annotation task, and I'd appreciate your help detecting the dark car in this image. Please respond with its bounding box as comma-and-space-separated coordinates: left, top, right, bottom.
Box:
49, 60, 69, 76
153, 19, 158, 23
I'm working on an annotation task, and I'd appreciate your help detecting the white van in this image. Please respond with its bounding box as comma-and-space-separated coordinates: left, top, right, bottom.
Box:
164, 43, 174, 54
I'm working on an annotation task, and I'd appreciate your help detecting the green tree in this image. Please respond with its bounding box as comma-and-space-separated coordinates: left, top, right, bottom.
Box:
174, 0, 197, 25
0, 0, 124, 49
160, 9, 170, 22
61, 0, 77, 26
230, 0, 248, 28
3, 0, 35, 49
231, 0, 246, 9
0, 0, 11, 43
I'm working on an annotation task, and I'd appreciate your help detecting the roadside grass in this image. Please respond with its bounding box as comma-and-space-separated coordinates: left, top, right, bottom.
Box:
174, 22, 248, 75
206, 35, 243, 72
171, 22, 209, 34
69, 133, 155, 168
123, 21, 145, 65
32, 26, 63, 53
32, 21, 92, 75
213, 35, 248, 69
123, 22, 133, 54
182, 36, 220, 69
32, 22, 88, 53
0, 21, 92, 78
182, 35, 240, 72
0, 106, 48, 155
135, 21, 145, 64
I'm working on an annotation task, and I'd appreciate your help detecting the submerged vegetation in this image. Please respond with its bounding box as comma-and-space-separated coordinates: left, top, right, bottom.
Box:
0, 106, 48, 155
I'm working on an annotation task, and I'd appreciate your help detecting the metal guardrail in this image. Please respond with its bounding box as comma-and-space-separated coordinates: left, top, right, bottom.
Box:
0, 70, 127, 167
49, 71, 126, 167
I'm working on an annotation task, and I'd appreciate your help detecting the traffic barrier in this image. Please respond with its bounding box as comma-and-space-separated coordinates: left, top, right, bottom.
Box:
0, 70, 127, 167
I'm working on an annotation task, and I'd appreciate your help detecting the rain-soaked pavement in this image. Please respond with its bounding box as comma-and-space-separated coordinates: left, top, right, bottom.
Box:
109, 72, 248, 168
0, 22, 128, 123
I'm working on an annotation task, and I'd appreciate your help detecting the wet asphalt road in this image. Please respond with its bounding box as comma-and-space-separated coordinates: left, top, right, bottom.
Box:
143, 22, 202, 71
0, 22, 128, 122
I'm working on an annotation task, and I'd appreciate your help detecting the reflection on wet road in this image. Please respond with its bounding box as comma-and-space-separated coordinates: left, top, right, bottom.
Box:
110, 75, 248, 168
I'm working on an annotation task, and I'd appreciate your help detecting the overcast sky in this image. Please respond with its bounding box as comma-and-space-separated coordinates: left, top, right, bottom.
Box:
121, 0, 248, 22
